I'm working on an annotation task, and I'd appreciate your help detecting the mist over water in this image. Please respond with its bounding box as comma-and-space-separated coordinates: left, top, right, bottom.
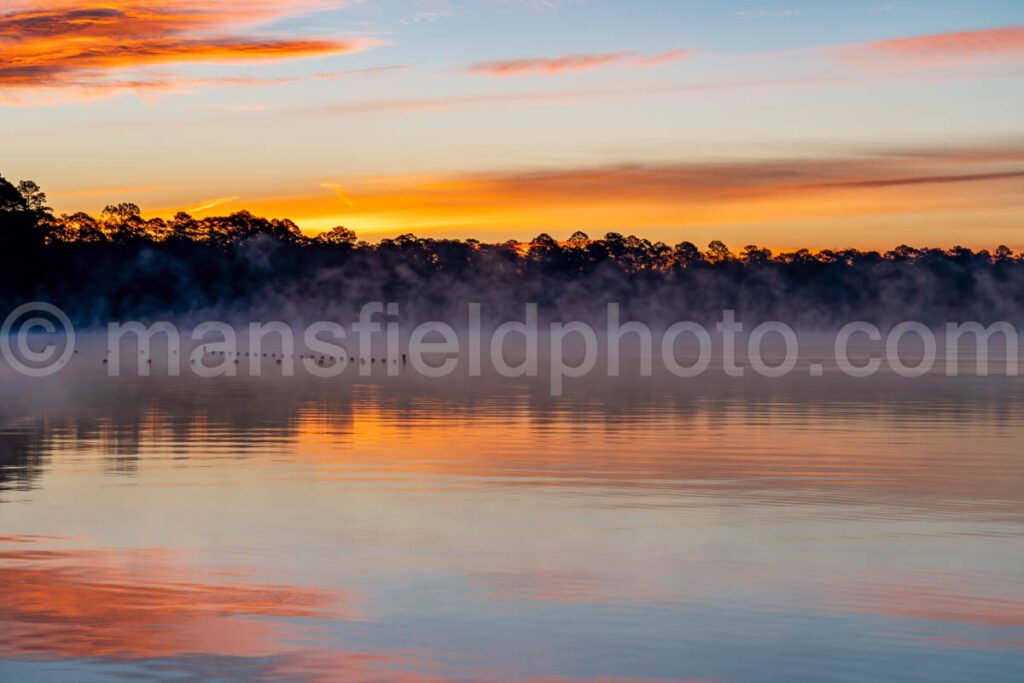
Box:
7, 231, 1024, 329
1, 364, 1022, 682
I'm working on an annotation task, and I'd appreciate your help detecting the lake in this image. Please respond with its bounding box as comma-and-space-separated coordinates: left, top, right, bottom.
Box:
1, 364, 1022, 682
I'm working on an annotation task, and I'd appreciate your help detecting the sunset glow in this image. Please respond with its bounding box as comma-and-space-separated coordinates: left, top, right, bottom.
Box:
2, 1, 1022, 247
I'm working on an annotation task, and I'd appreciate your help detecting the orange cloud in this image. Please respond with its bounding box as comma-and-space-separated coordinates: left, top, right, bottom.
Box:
836, 25, 1024, 68
155, 140, 1024, 244
0, 1, 375, 96
467, 48, 690, 75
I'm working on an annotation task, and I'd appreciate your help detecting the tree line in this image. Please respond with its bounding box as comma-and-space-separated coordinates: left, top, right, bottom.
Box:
2, 173, 1022, 325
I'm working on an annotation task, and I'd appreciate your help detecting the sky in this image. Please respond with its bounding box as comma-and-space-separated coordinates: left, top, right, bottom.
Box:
1, 0, 1023, 249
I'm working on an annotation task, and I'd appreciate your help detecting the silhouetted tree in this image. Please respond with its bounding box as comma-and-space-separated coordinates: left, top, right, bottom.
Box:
741, 245, 773, 265
4, 171, 1024, 327
101, 203, 146, 243
0, 174, 25, 212
53, 212, 105, 244
674, 241, 703, 267
168, 212, 202, 242
314, 226, 358, 246
705, 240, 733, 264
17, 180, 49, 214
0, 174, 45, 252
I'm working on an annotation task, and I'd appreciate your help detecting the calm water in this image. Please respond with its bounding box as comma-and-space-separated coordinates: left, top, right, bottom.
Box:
1, 365, 1022, 682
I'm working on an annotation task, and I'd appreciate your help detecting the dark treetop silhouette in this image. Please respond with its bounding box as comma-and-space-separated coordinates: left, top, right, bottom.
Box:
2, 173, 1022, 326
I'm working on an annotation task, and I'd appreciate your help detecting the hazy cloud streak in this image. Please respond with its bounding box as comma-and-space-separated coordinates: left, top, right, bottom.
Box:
835, 25, 1024, 68
467, 48, 691, 75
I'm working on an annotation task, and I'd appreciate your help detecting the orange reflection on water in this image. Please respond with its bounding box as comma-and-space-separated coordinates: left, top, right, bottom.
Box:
283, 390, 1024, 518
0, 536, 689, 682
837, 571, 1024, 634
5, 376, 1024, 680
0, 536, 346, 662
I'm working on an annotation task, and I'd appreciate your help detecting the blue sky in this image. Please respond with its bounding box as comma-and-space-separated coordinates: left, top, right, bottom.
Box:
1, 0, 1023, 247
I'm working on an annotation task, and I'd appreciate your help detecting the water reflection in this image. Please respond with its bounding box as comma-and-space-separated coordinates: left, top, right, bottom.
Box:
0, 428, 44, 491
0, 536, 341, 660
1, 369, 1022, 681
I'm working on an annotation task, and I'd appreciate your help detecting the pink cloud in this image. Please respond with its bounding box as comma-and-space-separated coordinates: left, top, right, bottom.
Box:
467, 48, 691, 76
837, 25, 1024, 68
